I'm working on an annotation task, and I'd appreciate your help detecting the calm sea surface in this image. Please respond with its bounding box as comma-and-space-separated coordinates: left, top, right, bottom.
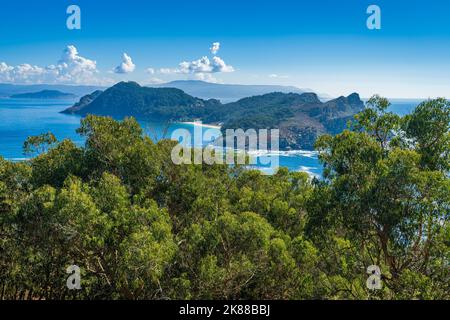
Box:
0, 98, 420, 176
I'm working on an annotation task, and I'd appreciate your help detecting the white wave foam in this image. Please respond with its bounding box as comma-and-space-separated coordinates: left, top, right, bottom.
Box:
297, 166, 321, 178
247, 149, 318, 158
6, 158, 29, 162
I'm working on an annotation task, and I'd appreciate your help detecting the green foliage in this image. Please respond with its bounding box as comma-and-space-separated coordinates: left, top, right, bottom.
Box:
77, 115, 161, 194
403, 98, 450, 171
311, 96, 449, 299
23, 132, 57, 156
64, 81, 219, 121
1, 96, 449, 300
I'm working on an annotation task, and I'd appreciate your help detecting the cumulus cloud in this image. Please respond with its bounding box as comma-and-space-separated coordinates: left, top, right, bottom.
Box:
147, 77, 165, 84
210, 42, 220, 55
159, 56, 234, 75
159, 68, 178, 75
148, 42, 234, 83
114, 53, 136, 74
0, 45, 108, 85
210, 56, 234, 73
194, 73, 220, 83
52, 45, 100, 83
0, 62, 45, 83
269, 74, 289, 79
179, 56, 215, 74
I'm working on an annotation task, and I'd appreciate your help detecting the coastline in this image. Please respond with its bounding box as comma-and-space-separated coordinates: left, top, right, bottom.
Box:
181, 121, 222, 129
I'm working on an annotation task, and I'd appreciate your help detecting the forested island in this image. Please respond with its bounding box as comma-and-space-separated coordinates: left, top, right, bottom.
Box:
1, 95, 449, 300
62, 82, 365, 150
11, 90, 77, 99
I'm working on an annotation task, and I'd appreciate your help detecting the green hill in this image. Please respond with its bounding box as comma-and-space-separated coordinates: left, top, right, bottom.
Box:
62, 81, 220, 120
62, 81, 365, 149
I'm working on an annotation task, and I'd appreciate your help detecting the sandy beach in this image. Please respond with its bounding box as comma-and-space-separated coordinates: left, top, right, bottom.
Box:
182, 121, 222, 129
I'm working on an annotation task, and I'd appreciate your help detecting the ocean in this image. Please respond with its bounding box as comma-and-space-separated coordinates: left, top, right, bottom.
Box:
0, 98, 421, 176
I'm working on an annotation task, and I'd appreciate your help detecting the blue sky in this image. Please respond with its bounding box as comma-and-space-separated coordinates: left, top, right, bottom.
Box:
0, 0, 449, 98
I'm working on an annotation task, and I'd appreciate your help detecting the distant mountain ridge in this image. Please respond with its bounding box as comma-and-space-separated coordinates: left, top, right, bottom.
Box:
149, 80, 331, 102
63, 81, 365, 150
0, 83, 105, 98
10, 90, 76, 99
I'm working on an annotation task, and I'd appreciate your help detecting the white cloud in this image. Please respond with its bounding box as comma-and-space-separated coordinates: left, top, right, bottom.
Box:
269, 74, 289, 79
146, 67, 155, 74
179, 56, 215, 74
159, 68, 177, 75
114, 53, 136, 74
210, 42, 220, 55
147, 77, 165, 84
52, 45, 100, 83
148, 42, 234, 83
0, 62, 45, 83
159, 56, 234, 76
194, 73, 220, 83
211, 56, 234, 73
0, 45, 109, 85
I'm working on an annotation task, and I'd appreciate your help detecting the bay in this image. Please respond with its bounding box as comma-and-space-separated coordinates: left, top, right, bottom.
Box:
0, 98, 322, 176
0, 98, 421, 176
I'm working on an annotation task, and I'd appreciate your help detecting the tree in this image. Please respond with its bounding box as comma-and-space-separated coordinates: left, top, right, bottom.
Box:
310, 96, 450, 299
23, 132, 57, 156
403, 98, 450, 172
1, 106, 448, 300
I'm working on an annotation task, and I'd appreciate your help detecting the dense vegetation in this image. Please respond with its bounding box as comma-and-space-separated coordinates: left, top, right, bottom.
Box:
62, 81, 220, 120
0, 96, 449, 300
63, 82, 365, 149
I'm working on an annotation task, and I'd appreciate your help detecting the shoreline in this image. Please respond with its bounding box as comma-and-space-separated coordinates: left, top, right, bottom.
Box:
181, 121, 222, 129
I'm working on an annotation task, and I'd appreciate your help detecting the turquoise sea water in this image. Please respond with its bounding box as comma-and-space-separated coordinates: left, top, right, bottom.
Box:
0, 98, 421, 176
0, 98, 323, 176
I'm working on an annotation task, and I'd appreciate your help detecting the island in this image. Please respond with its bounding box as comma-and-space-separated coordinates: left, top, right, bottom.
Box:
62, 81, 365, 150
10, 90, 77, 99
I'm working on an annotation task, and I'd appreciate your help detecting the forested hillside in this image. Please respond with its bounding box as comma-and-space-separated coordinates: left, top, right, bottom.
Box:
1, 96, 449, 300
62, 82, 364, 150
62, 81, 221, 120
